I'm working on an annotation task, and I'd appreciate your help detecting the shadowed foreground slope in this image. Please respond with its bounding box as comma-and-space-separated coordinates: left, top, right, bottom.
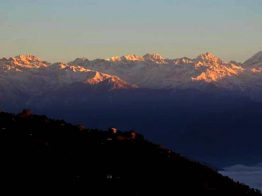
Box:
0, 111, 260, 195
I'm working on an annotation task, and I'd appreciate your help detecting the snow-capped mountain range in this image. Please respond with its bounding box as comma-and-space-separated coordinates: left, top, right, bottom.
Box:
69, 52, 262, 94
0, 55, 133, 96
0, 52, 262, 101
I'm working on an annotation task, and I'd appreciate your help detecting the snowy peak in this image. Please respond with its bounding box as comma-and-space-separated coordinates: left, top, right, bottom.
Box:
85, 71, 134, 89
198, 52, 221, 61
195, 52, 222, 64
194, 52, 223, 66
192, 53, 243, 82
244, 51, 262, 67
15, 54, 41, 62
51, 63, 92, 73
50, 62, 68, 70
85, 71, 112, 84
173, 57, 193, 65
108, 55, 144, 62
13, 54, 49, 68
121, 54, 144, 62
71, 57, 90, 65
47, 63, 134, 90
192, 64, 244, 82
142, 52, 225, 66
143, 53, 166, 63
107, 53, 166, 63
0, 54, 49, 70
108, 56, 122, 62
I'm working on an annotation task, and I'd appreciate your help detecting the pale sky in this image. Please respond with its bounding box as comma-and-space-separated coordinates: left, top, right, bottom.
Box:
0, 0, 262, 62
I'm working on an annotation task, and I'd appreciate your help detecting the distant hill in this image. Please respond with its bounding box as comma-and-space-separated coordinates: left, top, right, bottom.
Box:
0, 110, 260, 195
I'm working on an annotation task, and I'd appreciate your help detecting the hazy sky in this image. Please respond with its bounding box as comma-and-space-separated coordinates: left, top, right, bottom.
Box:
1, 0, 262, 62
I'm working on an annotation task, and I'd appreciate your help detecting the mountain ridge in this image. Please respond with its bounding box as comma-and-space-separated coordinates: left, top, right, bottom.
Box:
0, 51, 261, 101
69, 52, 261, 93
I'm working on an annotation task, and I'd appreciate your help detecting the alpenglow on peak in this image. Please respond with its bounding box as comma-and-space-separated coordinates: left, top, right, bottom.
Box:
14, 54, 42, 63
195, 52, 222, 64
107, 53, 167, 63
143, 53, 166, 63
108, 55, 144, 62
0, 54, 49, 69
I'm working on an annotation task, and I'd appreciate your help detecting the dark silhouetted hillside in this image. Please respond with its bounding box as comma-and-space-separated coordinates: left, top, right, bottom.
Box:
0, 110, 260, 195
